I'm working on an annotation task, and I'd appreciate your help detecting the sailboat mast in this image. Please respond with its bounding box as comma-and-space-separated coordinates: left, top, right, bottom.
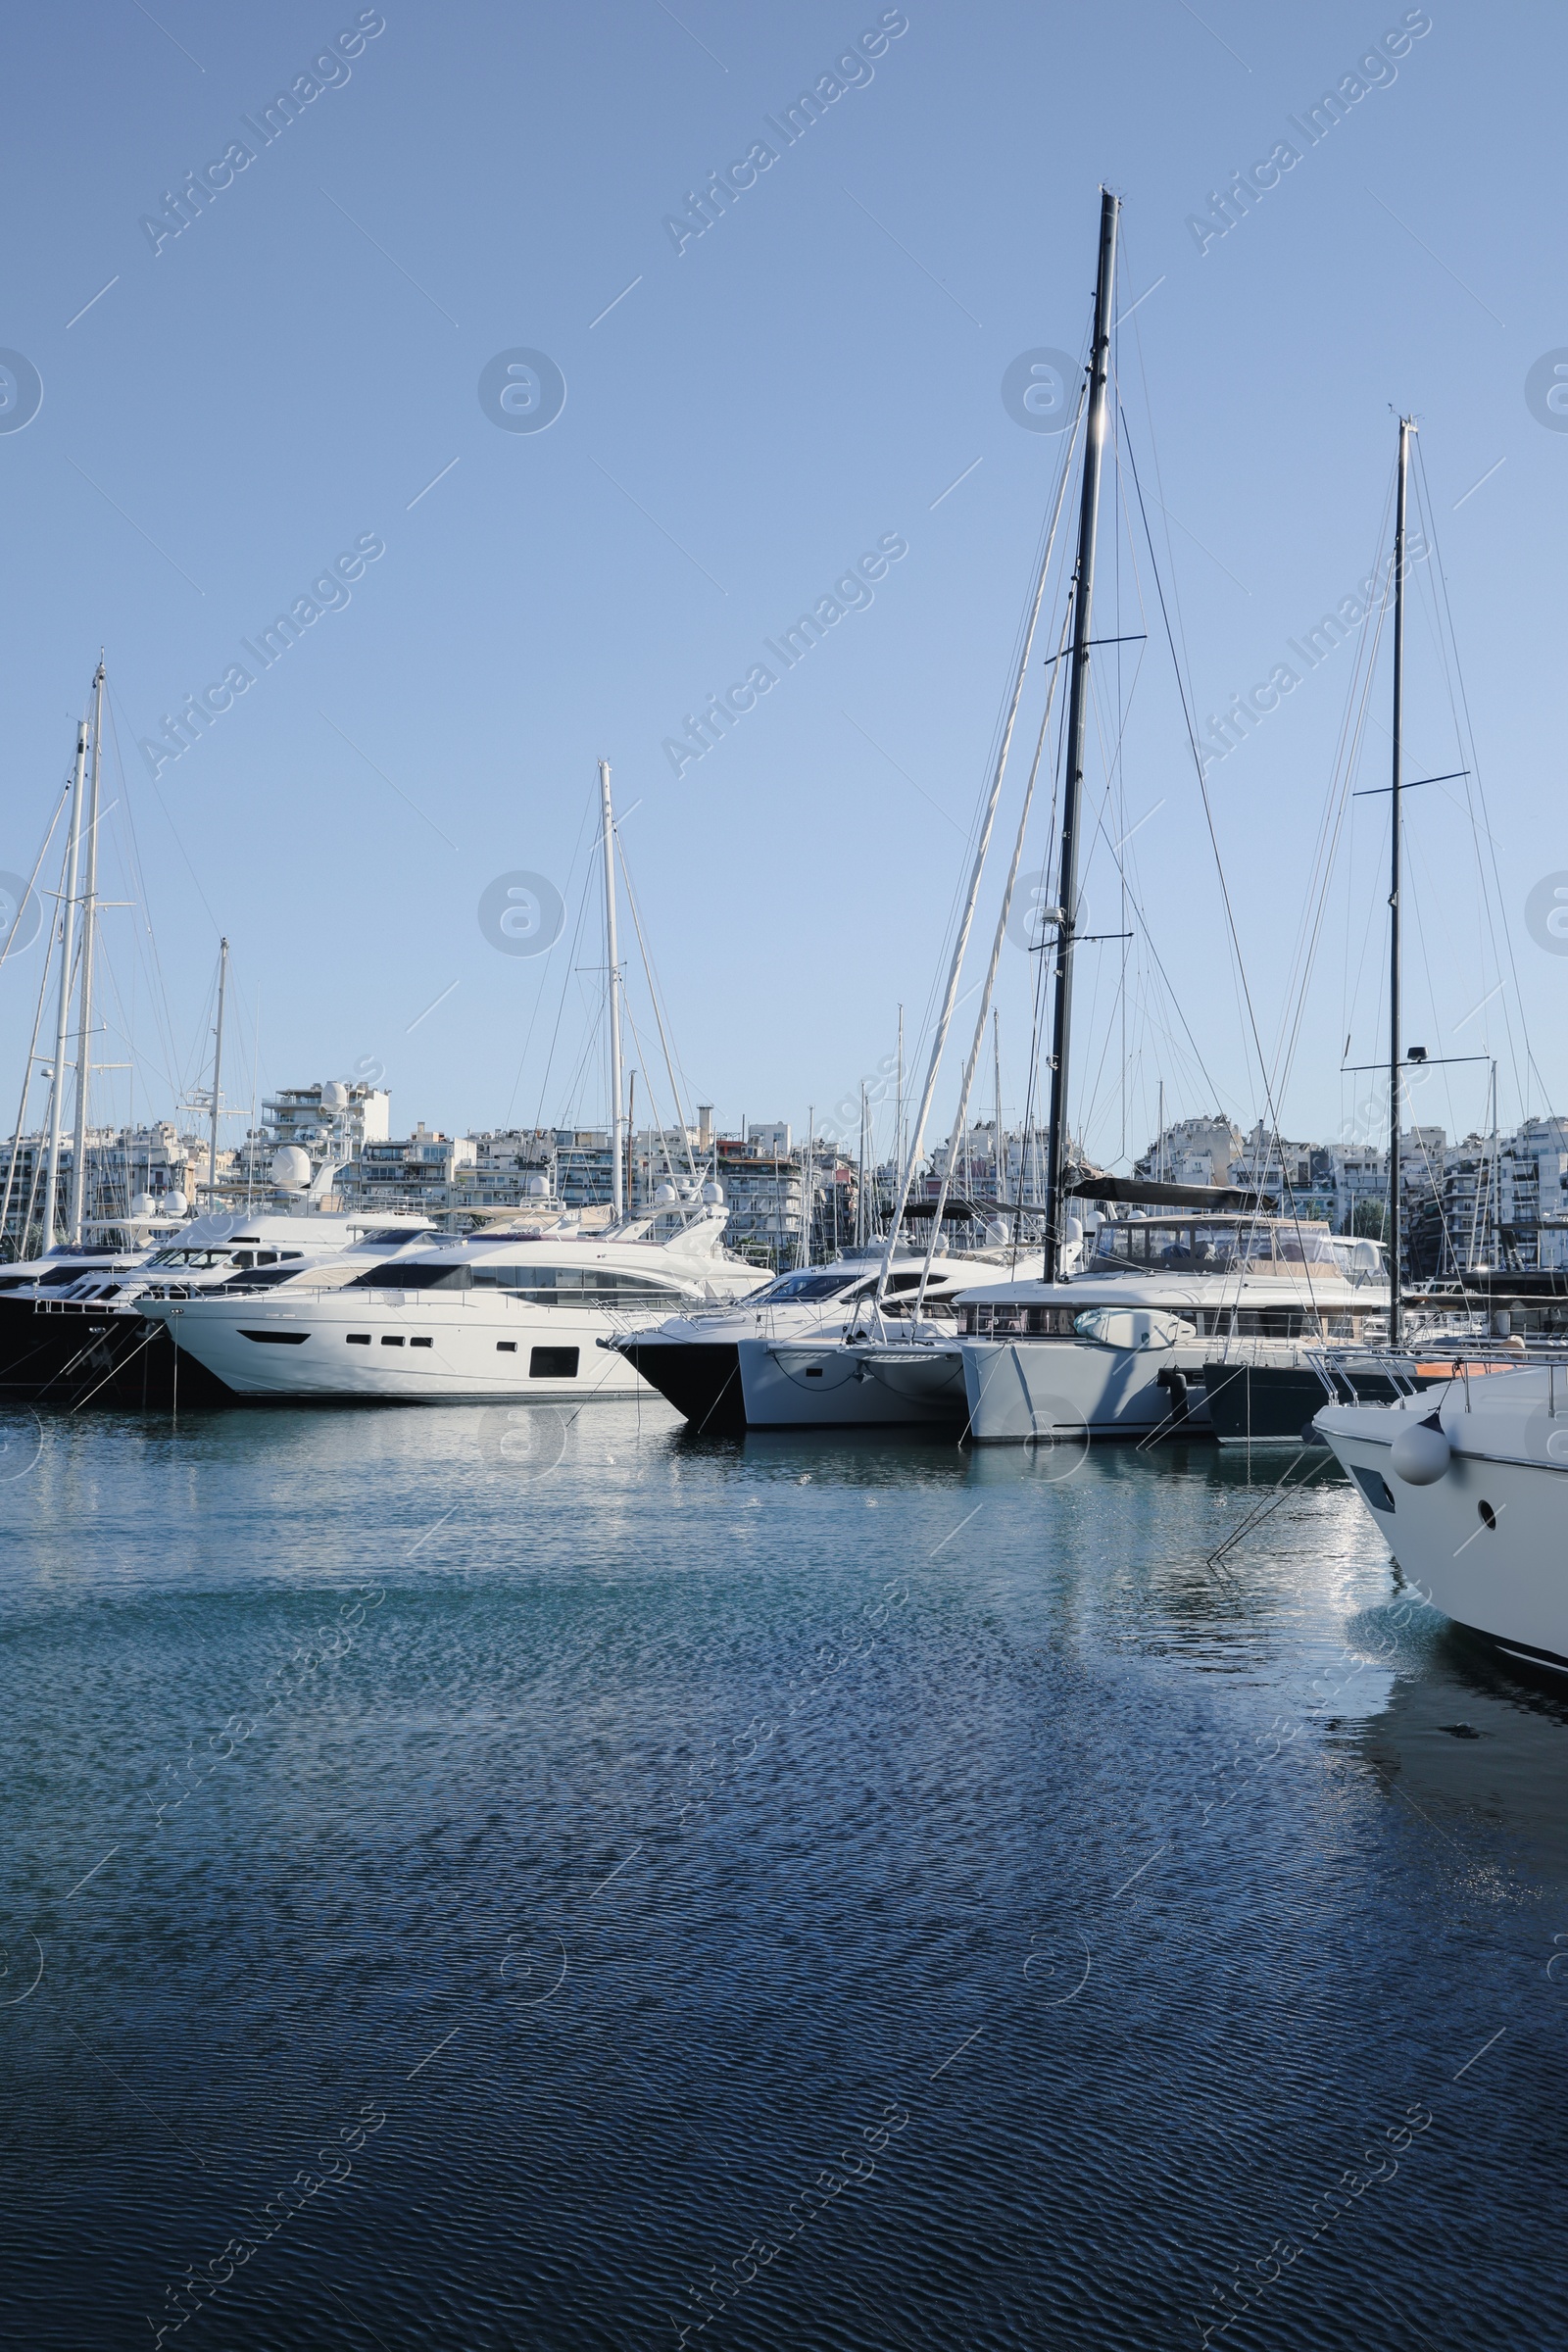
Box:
68, 661, 106, 1246
1489, 1059, 1498, 1271
598, 760, 624, 1221
209, 936, 229, 1210
993, 1009, 1003, 1195
800, 1108, 814, 1270
896, 1006, 904, 1187
1043, 187, 1119, 1284
42, 721, 88, 1250
1388, 416, 1411, 1346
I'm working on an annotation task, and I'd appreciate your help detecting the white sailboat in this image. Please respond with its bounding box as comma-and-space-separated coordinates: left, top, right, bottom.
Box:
1306, 414, 1568, 1669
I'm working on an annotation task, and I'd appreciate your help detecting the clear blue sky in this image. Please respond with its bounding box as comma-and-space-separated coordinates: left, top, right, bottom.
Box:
1, 1, 1562, 1172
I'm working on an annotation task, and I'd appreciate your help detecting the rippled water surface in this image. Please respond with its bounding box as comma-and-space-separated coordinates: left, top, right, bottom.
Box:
2, 1397, 1566, 2350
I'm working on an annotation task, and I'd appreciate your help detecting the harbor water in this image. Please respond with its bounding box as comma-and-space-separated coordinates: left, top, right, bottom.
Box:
2, 1398, 1566, 2349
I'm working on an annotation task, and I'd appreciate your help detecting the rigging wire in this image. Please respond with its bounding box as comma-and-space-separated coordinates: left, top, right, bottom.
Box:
1269, 522, 1393, 1140
103, 685, 189, 1108
0, 783, 68, 984
615, 835, 699, 1179
1411, 434, 1547, 1120
1122, 298, 1264, 1138
525, 855, 600, 1147
0, 803, 73, 1250
1118, 412, 1318, 1221
904, 323, 1092, 1094
1269, 487, 1396, 1089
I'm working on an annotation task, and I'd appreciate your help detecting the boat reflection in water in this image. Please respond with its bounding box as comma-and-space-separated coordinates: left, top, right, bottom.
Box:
1354, 1603, 1568, 1893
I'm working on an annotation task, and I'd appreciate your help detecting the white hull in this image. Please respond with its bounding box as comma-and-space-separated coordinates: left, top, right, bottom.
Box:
154, 1292, 649, 1401
1316, 1373, 1568, 1666
960, 1335, 1208, 1441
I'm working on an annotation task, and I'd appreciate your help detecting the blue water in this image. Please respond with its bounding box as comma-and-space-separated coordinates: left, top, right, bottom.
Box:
2, 1397, 1566, 2350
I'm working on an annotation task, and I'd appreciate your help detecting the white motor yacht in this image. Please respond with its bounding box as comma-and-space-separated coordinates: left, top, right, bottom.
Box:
1315, 1352, 1568, 1673
139, 1199, 764, 1401
610, 1244, 1028, 1432
0, 1208, 436, 1405
957, 1211, 1387, 1443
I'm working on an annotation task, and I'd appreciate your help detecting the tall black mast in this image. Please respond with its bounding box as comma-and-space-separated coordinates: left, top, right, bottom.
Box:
1388, 416, 1411, 1345
1043, 186, 1119, 1282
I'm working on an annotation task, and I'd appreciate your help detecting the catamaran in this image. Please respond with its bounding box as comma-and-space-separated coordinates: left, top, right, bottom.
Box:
956, 1204, 1383, 1443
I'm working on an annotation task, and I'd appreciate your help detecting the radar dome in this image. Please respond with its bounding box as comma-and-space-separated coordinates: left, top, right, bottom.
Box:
129, 1191, 157, 1218
320, 1080, 351, 1112
271, 1146, 313, 1192
164, 1190, 188, 1216
701, 1180, 724, 1205
654, 1182, 678, 1206
524, 1173, 550, 1199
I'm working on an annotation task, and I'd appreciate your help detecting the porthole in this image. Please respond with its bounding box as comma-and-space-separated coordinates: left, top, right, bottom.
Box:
1478, 1499, 1497, 1531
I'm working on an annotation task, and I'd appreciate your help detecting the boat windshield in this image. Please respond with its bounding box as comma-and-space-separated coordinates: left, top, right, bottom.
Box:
752, 1270, 861, 1304
1093, 1220, 1339, 1271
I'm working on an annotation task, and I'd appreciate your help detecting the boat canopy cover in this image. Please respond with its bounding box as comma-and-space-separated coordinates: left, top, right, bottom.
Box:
1068, 1175, 1272, 1213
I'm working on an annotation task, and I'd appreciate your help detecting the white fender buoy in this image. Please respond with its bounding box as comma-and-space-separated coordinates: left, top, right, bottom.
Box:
1391, 1409, 1450, 1486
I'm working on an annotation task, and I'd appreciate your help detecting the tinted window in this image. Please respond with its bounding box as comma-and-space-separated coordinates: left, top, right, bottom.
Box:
213, 1262, 314, 1294
470, 1264, 684, 1305
348, 1261, 471, 1290
753, 1270, 859, 1303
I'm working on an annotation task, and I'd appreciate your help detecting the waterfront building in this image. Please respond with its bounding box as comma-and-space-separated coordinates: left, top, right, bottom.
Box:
0, 1122, 212, 1256
1136, 1114, 1243, 1189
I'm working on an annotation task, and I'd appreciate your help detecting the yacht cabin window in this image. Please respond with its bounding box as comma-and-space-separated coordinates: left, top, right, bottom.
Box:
1092, 1219, 1339, 1271
350, 1260, 687, 1306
